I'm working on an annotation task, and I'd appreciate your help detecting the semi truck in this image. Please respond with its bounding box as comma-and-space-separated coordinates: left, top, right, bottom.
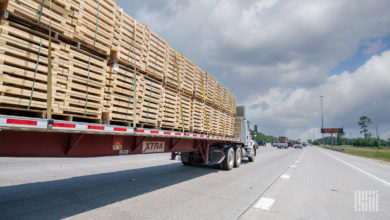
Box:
278, 136, 288, 143
0, 106, 256, 170
0, 0, 257, 170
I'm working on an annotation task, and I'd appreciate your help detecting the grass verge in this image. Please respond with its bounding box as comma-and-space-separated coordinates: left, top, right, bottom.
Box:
322, 145, 390, 162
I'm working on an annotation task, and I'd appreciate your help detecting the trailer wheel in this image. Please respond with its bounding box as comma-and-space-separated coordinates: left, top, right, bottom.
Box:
222, 147, 234, 170
234, 147, 242, 168
181, 152, 191, 166
248, 146, 256, 162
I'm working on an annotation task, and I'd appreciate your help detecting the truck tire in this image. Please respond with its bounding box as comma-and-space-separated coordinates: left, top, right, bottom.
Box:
181, 152, 191, 166
234, 147, 242, 168
222, 147, 234, 170
248, 146, 256, 162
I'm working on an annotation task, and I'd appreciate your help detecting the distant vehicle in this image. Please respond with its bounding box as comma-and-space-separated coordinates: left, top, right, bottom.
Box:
258, 140, 266, 147
279, 136, 288, 143
278, 141, 288, 149
302, 142, 308, 147
273, 141, 279, 147
294, 142, 303, 148
288, 140, 294, 147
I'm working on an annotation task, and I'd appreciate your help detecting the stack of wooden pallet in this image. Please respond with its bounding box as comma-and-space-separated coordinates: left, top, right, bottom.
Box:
111, 5, 147, 71
0, 0, 237, 136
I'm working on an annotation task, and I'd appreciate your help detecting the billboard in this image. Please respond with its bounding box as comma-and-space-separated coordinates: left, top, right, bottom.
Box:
321, 128, 344, 134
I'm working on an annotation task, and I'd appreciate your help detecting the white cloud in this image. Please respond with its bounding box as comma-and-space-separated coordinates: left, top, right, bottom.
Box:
248, 50, 390, 139
117, 0, 390, 138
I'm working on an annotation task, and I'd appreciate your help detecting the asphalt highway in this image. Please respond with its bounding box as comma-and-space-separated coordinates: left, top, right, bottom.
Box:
0, 145, 389, 219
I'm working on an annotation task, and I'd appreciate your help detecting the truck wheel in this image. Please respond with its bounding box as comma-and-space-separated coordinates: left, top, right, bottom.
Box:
248, 146, 256, 162
234, 147, 242, 168
222, 147, 234, 170
181, 152, 191, 166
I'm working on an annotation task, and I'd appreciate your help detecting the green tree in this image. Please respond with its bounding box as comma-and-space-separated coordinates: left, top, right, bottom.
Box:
358, 116, 372, 138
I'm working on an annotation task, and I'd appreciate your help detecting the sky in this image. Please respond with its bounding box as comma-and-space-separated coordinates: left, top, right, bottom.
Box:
117, 0, 390, 141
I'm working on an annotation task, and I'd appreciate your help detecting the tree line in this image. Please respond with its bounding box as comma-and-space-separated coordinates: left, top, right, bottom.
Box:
309, 115, 390, 147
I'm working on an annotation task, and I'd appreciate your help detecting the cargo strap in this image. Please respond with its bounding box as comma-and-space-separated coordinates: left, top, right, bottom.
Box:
83, 0, 100, 116
174, 52, 184, 133
130, 19, 138, 127
27, 0, 46, 110
219, 90, 225, 137
202, 76, 209, 135
145, 38, 160, 121
231, 101, 236, 138
46, 0, 53, 119
37, 0, 45, 25
27, 39, 43, 110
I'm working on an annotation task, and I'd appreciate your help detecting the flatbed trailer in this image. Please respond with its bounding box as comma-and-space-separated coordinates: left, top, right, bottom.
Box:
0, 112, 256, 170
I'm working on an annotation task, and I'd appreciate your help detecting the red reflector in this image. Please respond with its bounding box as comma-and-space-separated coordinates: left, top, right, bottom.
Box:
53, 123, 76, 128
164, 132, 171, 135
88, 125, 104, 130
136, 129, 145, 133
114, 127, 127, 132
185, 134, 190, 136
200, 135, 204, 138
175, 133, 181, 136
6, 119, 37, 126
150, 130, 159, 134
193, 134, 197, 137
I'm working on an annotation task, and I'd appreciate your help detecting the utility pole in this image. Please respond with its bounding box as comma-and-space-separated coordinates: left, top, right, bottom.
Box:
376, 125, 379, 148
312, 128, 314, 141
320, 96, 324, 145
349, 133, 352, 145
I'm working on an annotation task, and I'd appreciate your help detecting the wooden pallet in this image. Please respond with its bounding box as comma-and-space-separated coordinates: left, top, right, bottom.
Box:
111, 5, 147, 71
71, 0, 115, 55
225, 113, 234, 137
0, 21, 63, 113
144, 27, 167, 81
178, 93, 191, 132
159, 87, 178, 130
194, 67, 205, 100
205, 72, 216, 105
181, 56, 195, 95
204, 104, 214, 135
191, 99, 204, 133
138, 75, 163, 127
226, 90, 236, 116
164, 47, 181, 90
104, 63, 143, 124
2, 0, 74, 37
211, 106, 223, 136
54, 44, 106, 118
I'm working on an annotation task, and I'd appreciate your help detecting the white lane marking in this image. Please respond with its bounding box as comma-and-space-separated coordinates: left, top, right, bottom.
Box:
319, 149, 390, 188
295, 160, 300, 163
281, 174, 290, 179
290, 165, 297, 168
254, 197, 275, 210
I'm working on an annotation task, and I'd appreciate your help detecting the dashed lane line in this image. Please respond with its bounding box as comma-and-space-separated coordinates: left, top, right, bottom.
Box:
281, 174, 290, 179
254, 197, 275, 210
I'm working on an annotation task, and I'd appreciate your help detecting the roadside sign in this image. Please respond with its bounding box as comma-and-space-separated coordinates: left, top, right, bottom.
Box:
321, 128, 343, 134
